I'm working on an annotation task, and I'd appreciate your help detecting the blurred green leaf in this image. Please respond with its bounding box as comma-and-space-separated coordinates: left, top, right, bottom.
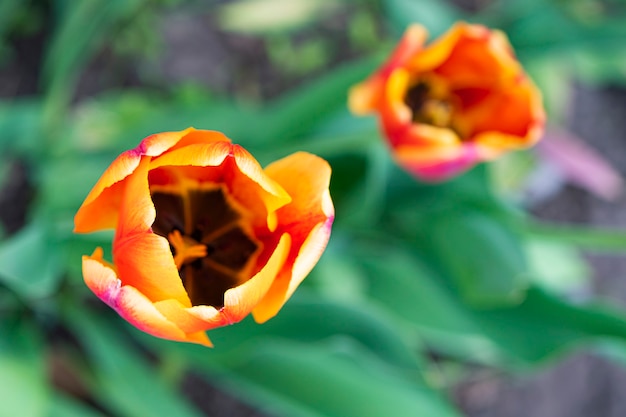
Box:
67, 309, 203, 417
48, 393, 106, 417
0, 0, 23, 39
0, 318, 49, 417
42, 0, 145, 134
0, 223, 63, 300
220, 338, 462, 417
337, 141, 391, 226
526, 239, 590, 294
202, 293, 423, 372
61, 231, 114, 286
569, 46, 626, 85
427, 210, 528, 307
382, 0, 463, 36
348, 239, 506, 364
344, 228, 626, 365
484, 0, 626, 57
64, 55, 376, 155
0, 99, 43, 155
526, 221, 626, 252
385, 165, 500, 222
136, 292, 434, 415
267, 35, 331, 75
472, 286, 626, 362
37, 152, 118, 215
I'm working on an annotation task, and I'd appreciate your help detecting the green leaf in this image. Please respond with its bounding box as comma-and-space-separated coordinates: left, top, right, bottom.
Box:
66, 310, 203, 417
350, 240, 507, 364
0, 0, 23, 36
525, 221, 626, 252
61, 231, 114, 286
428, 210, 528, 307
382, 0, 463, 37
347, 232, 626, 365
37, 152, 118, 215
135, 292, 431, 415
222, 339, 462, 417
472, 287, 626, 362
0, 223, 63, 300
63, 54, 376, 157
48, 393, 106, 417
202, 293, 423, 372
0, 99, 43, 155
0, 318, 49, 417
526, 239, 590, 294
42, 0, 145, 134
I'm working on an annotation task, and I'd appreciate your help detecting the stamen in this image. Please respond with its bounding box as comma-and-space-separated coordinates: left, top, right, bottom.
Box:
168, 230, 207, 269
415, 99, 452, 127
404, 80, 454, 128
151, 180, 262, 307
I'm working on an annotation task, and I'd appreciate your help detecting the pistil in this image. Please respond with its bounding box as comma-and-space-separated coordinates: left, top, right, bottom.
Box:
168, 230, 207, 269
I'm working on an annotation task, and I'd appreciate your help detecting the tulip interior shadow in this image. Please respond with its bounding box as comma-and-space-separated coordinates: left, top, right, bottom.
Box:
150, 185, 260, 308
404, 82, 454, 129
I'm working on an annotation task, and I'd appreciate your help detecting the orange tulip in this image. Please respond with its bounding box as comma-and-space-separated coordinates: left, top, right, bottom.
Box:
349, 22, 545, 181
74, 128, 334, 346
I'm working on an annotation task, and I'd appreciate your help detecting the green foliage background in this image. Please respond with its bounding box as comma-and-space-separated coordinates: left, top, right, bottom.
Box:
1, 0, 626, 416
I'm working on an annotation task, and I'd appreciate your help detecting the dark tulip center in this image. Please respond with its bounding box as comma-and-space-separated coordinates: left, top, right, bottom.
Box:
404, 82, 454, 128
150, 185, 260, 308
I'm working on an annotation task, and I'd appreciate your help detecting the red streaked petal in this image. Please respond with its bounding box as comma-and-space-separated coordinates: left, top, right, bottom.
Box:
113, 157, 190, 305
394, 141, 481, 181
74, 129, 195, 234
408, 22, 488, 73
154, 299, 221, 334
166, 129, 232, 151
82, 252, 211, 346
74, 151, 141, 233
232, 145, 292, 231
222, 233, 290, 324
253, 152, 334, 322
114, 157, 155, 236
149, 140, 232, 171
114, 232, 191, 305
253, 219, 332, 323
156, 300, 238, 333
263, 152, 334, 227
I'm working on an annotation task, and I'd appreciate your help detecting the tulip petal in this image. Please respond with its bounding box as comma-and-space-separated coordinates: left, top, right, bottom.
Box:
83, 250, 211, 346
113, 157, 190, 305
232, 145, 292, 224
154, 299, 221, 334
396, 143, 480, 181
74, 129, 195, 233
149, 140, 231, 172
253, 152, 334, 322
149, 142, 291, 232
222, 233, 290, 323
114, 232, 191, 305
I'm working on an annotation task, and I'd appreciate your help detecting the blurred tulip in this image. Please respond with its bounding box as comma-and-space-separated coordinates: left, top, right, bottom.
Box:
349, 22, 545, 181
74, 128, 334, 346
